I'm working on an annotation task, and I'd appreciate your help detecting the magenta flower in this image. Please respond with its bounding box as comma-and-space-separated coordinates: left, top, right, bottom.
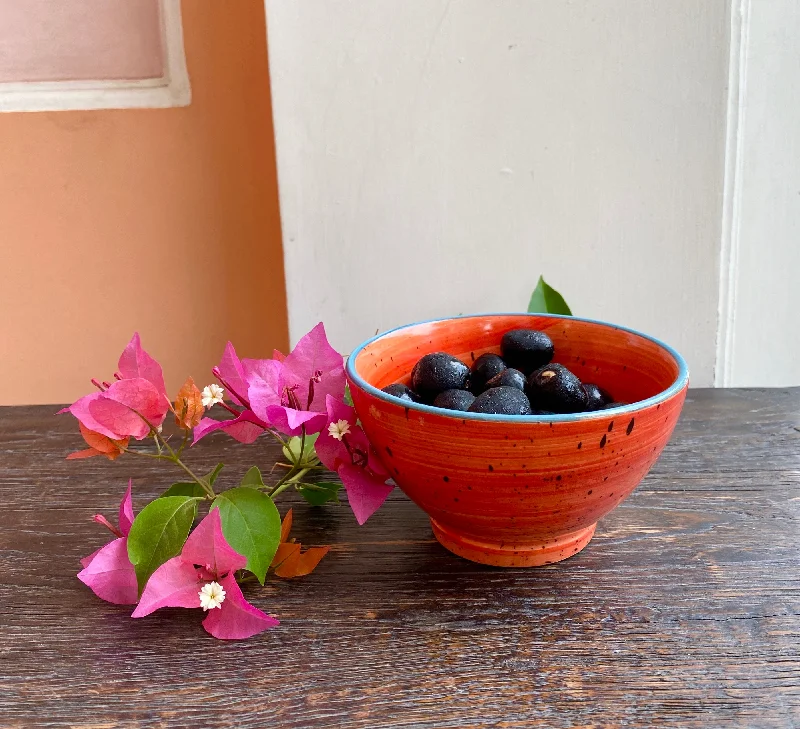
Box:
77, 480, 138, 605
214, 341, 250, 407
131, 509, 279, 640
246, 323, 346, 436
315, 395, 394, 525
62, 333, 170, 440
117, 332, 168, 398
193, 325, 344, 443
193, 341, 269, 445
244, 358, 321, 435
192, 409, 267, 445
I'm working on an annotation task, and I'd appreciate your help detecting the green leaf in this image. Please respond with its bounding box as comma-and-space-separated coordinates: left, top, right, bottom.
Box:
299, 481, 342, 506
344, 383, 354, 407
203, 463, 225, 486
240, 466, 265, 489
127, 496, 199, 592
527, 275, 572, 315
160, 482, 207, 499
282, 433, 319, 466
212, 487, 281, 584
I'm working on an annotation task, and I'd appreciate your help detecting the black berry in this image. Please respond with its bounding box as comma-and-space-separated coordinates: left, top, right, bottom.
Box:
583, 383, 611, 411
411, 352, 470, 402
468, 386, 533, 415
381, 383, 422, 403
500, 329, 554, 375
469, 353, 506, 394
600, 401, 627, 410
433, 389, 476, 412
485, 368, 526, 391
526, 363, 588, 413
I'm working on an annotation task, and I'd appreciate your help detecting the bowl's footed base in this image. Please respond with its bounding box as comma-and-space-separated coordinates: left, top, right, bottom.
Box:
430, 519, 597, 567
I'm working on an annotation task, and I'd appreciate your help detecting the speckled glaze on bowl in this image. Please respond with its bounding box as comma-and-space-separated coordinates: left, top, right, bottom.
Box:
346, 314, 689, 567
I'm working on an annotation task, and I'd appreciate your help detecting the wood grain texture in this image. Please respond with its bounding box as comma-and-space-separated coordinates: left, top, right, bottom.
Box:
1, 389, 799, 728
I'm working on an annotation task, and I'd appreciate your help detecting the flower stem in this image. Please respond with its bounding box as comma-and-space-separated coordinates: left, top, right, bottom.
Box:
268, 467, 311, 499
171, 457, 215, 499
266, 428, 289, 448
266, 427, 310, 499
120, 446, 171, 461
129, 409, 216, 499
175, 428, 191, 458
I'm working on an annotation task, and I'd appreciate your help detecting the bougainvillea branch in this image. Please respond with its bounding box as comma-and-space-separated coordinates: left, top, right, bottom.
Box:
64, 325, 393, 640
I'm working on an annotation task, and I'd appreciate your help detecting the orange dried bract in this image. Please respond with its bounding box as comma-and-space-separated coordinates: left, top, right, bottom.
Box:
270, 508, 330, 578
174, 376, 204, 430
67, 422, 129, 461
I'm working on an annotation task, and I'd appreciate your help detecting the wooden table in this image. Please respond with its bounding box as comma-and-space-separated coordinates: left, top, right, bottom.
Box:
2, 389, 799, 728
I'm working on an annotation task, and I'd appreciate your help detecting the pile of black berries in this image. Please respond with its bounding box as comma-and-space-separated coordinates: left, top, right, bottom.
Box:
380, 329, 625, 415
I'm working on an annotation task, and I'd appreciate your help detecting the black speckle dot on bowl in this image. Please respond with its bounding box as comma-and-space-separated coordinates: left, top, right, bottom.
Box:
600, 434, 607, 448
627, 418, 635, 435
443, 476, 449, 482
608, 421, 614, 432
488, 464, 494, 472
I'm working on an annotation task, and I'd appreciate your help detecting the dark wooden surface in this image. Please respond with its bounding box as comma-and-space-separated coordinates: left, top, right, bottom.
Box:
1, 389, 799, 728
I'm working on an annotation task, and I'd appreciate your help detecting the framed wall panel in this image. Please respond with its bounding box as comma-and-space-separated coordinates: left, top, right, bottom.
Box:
0, 0, 189, 112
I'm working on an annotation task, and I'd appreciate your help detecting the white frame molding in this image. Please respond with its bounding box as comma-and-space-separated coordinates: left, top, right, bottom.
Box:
0, 0, 190, 113
715, 0, 750, 387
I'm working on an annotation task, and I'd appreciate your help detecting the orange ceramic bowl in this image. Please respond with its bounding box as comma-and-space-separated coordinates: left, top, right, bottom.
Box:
346, 313, 689, 567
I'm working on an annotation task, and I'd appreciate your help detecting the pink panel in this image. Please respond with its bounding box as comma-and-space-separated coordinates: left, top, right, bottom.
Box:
0, 0, 164, 83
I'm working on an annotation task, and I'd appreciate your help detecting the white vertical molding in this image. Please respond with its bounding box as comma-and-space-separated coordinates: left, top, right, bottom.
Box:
715, 0, 750, 387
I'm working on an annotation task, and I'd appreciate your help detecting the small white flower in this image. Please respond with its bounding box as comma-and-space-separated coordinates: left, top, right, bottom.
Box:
198, 581, 226, 611
327, 419, 351, 441
201, 384, 225, 408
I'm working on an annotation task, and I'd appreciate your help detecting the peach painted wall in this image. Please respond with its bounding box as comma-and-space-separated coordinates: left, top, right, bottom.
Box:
0, 0, 288, 405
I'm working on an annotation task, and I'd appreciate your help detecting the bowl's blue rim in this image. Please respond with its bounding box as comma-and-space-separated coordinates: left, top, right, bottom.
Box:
345, 312, 690, 423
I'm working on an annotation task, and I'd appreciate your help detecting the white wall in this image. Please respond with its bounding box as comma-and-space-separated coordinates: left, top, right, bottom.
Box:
717, 0, 800, 387
266, 0, 731, 387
